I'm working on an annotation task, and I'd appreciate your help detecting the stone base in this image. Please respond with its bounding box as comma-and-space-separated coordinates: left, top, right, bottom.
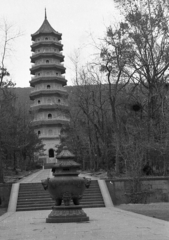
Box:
46, 205, 89, 223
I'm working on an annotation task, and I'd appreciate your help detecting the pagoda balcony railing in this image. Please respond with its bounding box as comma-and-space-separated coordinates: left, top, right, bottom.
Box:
31, 41, 63, 52
30, 63, 65, 74
32, 116, 69, 122
31, 118, 70, 126
30, 102, 68, 108
32, 39, 62, 44
31, 75, 65, 79
31, 87, 67, 92
31, 119, 70, 127
32, 51, 63, 56
31, 62, 64, 67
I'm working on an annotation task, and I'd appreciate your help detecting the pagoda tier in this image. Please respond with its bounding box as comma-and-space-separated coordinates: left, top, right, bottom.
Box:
30, 103, 69, 111
30, 63, 66, 75
31, 41, 63, 52
32, 119, 70, 127
31, 52, 64, 63
30, 76, 67, 87
29, 89, 68, 100
31, 14, 62, 41
30, 11, 70, 164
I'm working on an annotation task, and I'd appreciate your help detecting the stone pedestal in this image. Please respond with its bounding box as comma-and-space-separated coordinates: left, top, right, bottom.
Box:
46, 205, 89, 223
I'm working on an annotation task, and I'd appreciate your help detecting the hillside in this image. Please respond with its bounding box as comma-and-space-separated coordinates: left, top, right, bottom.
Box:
13, 87, 32, 110
10, 86, 75, 113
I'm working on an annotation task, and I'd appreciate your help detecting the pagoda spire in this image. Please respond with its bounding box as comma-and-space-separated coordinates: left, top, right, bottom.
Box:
45, 8, 47, 20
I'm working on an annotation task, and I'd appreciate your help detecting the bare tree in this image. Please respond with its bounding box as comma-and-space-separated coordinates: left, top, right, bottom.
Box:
103, 0, 169, 174
0, 20, 22, 182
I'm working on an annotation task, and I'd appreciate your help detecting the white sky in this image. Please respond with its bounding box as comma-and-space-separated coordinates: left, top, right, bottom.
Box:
0, 0, 120, 87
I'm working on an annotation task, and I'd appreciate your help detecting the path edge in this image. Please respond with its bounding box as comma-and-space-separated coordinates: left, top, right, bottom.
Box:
7, 183, 20, 212
98, 180, 114, 207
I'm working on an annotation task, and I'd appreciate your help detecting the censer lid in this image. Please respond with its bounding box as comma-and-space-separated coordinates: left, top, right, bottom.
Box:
56, 146, 75, 159
53, 146, 80, 170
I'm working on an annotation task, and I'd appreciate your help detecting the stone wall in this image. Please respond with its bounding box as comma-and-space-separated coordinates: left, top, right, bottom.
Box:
106, 177, 169, 205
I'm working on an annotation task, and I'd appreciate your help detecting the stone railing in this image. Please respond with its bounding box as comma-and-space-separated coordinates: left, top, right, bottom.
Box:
31, 87, 67, 92
31, 75, 65, 79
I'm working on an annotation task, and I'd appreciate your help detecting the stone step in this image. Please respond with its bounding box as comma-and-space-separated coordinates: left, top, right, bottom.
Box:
18, 193, 102, 199
18, 188, 100, 194
19, 187, 99, 192
18, 191, 101, 196
20, 185, 98, 192
18, 191, 100, 196
16, 204, 105, 211
17, 197, 103, 204
20, 180, 98, 185
16, 180, 105, 211
16, 200, 104, 207
20, 186, 98, 193
18, 192, 100, 201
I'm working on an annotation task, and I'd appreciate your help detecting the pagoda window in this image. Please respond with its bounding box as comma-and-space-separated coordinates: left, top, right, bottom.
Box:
38, 100, 41, 104
49, 148, 54, 158
47, 85, 50, 89
56, 72, 58, 75
46, 60, 49, 63
38, 130, 41, 135
38, 72, 40, 76
45, 37, 48, 40
58, 99, 61, 103
48, 113, 52, 119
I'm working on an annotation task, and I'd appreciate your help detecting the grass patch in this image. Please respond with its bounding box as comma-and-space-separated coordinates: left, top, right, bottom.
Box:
116, 203, 169, 221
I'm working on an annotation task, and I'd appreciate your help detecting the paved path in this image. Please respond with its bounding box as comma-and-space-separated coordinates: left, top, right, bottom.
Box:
18, 169, 99, 183
0, 207, 169, 239
18, 169, 53, 183
1, 169, 169, 239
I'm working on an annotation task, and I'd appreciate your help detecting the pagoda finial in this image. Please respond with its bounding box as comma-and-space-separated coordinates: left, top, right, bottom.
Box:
45, 8, 47, 20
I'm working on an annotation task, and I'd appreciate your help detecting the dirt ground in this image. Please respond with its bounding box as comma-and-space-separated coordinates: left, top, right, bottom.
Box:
116, 202, 169, 221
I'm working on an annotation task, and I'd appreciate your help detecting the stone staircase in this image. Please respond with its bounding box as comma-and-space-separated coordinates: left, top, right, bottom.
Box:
16, 180, 105, 211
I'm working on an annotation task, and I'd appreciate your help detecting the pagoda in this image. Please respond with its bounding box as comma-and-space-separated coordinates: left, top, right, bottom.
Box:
29, 10, 70, 164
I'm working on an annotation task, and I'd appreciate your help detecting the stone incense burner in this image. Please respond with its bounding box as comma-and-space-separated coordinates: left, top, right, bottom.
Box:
41, 146, 91, 223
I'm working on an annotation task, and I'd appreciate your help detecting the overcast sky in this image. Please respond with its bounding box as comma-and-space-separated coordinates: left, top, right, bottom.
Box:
0, 0, 120, 87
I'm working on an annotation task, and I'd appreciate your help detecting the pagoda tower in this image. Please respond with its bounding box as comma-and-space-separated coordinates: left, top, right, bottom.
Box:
29, 11, 70, 164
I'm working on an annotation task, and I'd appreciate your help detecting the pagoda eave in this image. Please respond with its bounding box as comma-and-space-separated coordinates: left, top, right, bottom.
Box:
30, 90, 68, 100
31, 32, 62, 41
31, 41, 63, 51
30, 104, 69, 111
31, 53, 64, 63
30, 64, 65, 74
30, 76, 67, 87
31, 119, 70, 127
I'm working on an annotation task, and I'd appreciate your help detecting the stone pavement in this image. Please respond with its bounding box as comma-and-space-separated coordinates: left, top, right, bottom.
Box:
18, 169, 99, 183
0, 207, 169, 239
1, 169, 169, 239
18, 169, 53, 183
